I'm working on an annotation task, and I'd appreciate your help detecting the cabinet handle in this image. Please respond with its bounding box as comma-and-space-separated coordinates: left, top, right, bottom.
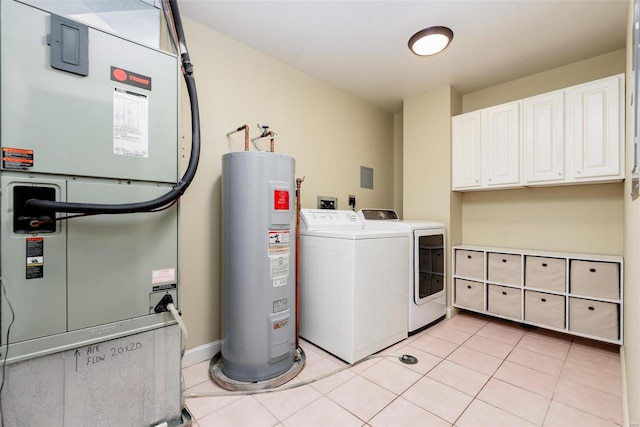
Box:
541, 298, 546, 302
502, 291, 507, 295
542, 263, 548, 267
502, 259, 507, 263
588, 306, 595, 311
467, 285, 472, 289
589, 268, 597, 273
467, 255, 472, 259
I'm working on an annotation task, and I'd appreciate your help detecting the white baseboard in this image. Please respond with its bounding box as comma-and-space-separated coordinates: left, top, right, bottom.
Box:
446, 306, 460, 319
182, 340, 221, 368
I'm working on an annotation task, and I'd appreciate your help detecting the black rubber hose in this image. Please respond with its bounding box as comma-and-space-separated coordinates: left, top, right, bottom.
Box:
25, 0, 200, 214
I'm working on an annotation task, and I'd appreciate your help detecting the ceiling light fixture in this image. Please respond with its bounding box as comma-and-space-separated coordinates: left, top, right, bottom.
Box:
408, 26, 454, 56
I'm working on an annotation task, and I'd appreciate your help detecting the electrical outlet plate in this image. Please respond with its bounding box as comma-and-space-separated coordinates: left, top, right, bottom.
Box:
317, 196, 337, 209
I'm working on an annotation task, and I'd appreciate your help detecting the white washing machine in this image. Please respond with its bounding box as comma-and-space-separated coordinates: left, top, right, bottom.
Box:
299, 209, 409, 364
358, 209, 447, 334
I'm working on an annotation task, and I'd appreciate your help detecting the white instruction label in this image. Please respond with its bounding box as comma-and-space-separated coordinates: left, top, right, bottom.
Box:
270, 254, 289, 287
152, 268, 176, 284
268, 230, 290, 287
113, 87, 149, 158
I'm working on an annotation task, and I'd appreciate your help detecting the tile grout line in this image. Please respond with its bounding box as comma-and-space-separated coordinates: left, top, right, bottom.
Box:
450, 322, 529, 426
538, 335, 575, 426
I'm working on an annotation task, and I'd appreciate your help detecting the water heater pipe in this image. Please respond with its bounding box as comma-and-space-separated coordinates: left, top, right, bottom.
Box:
269, 131, 275, 153
295, 176, 304, 347
226, 125, 250, 151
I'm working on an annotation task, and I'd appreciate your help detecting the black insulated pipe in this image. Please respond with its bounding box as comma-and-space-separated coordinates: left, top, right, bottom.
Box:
25, 0, 200, 215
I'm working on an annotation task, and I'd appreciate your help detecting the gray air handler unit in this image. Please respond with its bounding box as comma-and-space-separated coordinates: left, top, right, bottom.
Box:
0, 1, 188, 425
211, 151, 303, 389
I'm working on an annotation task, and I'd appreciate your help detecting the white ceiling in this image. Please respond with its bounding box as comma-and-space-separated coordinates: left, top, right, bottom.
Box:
178, 0, 628, 113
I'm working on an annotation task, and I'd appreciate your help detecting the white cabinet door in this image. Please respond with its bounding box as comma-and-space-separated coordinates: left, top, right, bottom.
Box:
524, 91, 565, 184
452, 111, 482, 189
570, 76, 623, 180
484, 102, 521, 187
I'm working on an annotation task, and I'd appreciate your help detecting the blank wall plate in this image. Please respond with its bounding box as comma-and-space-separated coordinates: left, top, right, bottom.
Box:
360, 166, 373, 189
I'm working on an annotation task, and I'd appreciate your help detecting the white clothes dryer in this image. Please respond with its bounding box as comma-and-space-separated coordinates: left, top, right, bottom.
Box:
357, 209, 447, 334
299, 209, 409, 363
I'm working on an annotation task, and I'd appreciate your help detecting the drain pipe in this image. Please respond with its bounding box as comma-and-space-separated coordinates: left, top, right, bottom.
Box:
295, 176, 304, 347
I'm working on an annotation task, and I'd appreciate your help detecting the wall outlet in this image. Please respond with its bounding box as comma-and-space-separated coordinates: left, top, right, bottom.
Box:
348, 195, 356, 210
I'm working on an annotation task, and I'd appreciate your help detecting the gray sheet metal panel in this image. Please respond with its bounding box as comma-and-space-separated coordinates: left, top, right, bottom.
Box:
0, 0, 179, 183
0, 173, 179, 353
0, 173, 68, 344
21, 0, 163, 51
66, 178, 179, 330
221, 151, 296, 382
0, 325, 181, 426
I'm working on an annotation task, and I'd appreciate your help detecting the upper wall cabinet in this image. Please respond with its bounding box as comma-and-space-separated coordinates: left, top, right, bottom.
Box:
452, 74, 624, 191
569, 77, 623, 181
524, 91, 565, 184
485, 102, 521, 187
452, 102, 521, 190
452, 111, 482, 189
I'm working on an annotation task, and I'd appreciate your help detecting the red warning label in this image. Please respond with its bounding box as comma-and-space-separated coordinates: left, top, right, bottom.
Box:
2, 147, 33, 170
274, 190, 289, 210
26, 237, 44, 280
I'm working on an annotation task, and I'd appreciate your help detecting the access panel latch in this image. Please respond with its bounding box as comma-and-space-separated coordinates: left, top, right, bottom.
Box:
48, 14, 88, 76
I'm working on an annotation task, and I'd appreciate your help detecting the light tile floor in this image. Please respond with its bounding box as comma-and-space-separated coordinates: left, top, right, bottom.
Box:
182, 311, 623, 426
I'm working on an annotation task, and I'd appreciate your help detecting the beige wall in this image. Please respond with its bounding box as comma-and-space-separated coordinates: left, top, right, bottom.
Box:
403, 86, 456, 223
462, 184, 623, 254
624, 0, 639, 423
178, 19, 395, 349
393, 113, 403, 216
459, 50, 626, 255
403, 86, 463, 306
463, 49, 625, 113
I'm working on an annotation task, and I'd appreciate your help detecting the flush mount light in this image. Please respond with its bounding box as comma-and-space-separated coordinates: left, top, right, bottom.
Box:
408, 26, 454, 56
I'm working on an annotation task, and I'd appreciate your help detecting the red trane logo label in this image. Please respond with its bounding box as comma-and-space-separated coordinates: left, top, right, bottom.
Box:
110, 66, 152, 90
112, 68, 127, 82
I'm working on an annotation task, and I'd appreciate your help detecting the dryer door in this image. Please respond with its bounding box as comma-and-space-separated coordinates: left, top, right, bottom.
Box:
414, 229, 446, 305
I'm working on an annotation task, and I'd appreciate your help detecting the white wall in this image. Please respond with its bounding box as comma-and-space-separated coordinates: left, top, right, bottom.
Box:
177, 19, 396, 349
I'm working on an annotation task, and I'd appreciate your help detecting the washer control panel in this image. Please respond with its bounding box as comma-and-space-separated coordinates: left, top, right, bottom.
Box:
300, 209, 361, 230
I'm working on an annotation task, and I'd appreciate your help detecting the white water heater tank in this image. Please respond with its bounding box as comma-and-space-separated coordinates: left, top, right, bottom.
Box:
220, 151, 296, 382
